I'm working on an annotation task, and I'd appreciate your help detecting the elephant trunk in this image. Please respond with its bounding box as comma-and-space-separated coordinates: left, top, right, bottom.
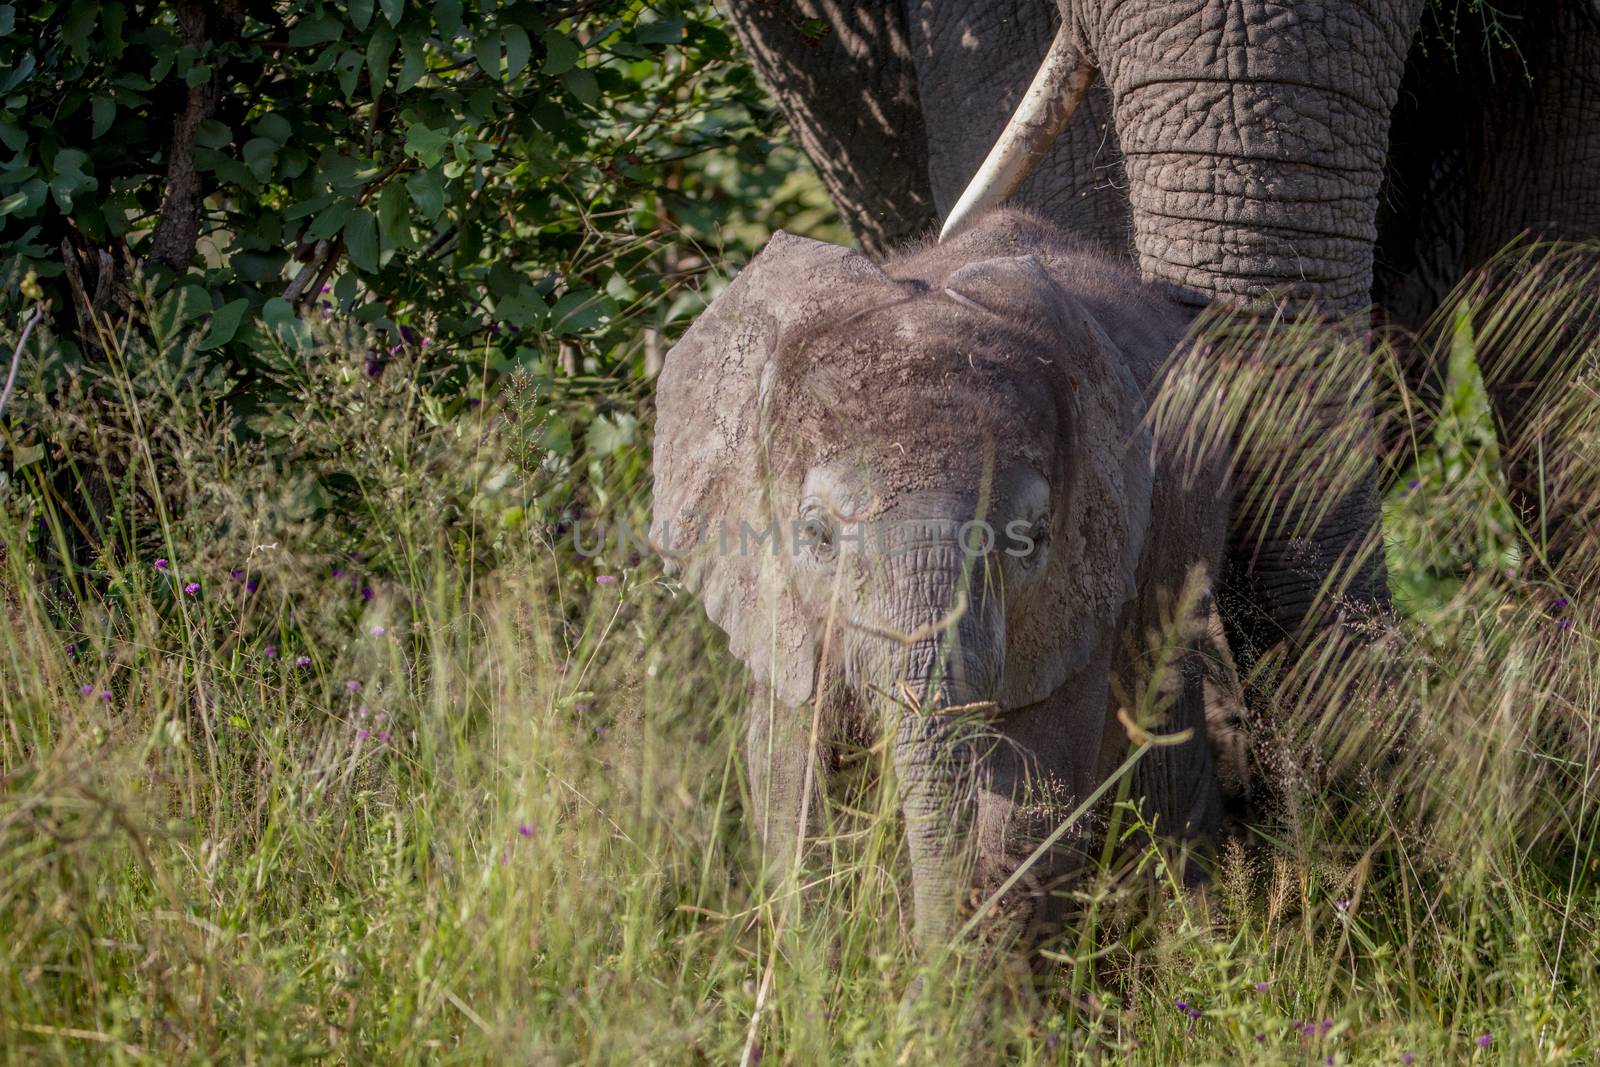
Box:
871, 534, 1003, 943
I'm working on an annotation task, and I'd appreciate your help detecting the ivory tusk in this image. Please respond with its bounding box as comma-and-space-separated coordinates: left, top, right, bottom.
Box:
939, 26, 1097, 241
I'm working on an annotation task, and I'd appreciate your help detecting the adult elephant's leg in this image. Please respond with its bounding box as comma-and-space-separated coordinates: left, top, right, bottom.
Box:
1462, 1, 1600, 580
722, 1, 938, 255
905, 1, 1132, 251
1072, 0, 1426, 668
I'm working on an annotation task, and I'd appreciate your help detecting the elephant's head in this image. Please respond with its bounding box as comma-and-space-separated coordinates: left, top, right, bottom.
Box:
652, 225, 1154, 935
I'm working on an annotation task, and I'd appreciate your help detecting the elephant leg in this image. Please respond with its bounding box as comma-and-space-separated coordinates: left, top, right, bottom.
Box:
1465, 3, 1600, 580
1063, 0, 1422, 694
1376, 1, 1600, 573
744, 680, 824, 889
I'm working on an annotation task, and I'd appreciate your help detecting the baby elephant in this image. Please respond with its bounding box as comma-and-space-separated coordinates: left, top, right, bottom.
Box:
652, 209, 1230, 946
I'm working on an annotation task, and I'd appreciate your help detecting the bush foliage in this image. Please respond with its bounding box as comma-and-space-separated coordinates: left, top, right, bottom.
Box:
1, 0, 838, 559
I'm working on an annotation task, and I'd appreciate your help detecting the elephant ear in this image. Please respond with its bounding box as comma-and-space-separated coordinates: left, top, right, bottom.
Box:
938, 255, 1154, 709
652, 232, 893, 708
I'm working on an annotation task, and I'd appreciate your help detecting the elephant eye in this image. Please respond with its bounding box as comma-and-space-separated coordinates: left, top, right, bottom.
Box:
797, 503, 838, 562
1004, 514, 1051, 564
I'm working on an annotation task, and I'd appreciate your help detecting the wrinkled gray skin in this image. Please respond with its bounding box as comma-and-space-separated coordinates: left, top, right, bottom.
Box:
653, 210, 1228, 944
727, 0, 1600, 672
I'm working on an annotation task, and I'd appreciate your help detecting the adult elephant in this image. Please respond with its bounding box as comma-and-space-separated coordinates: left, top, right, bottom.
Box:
724, 0, 1600, 676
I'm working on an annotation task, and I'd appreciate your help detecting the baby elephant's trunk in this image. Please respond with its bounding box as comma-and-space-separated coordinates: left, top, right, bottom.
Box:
877, 527, 1005, 943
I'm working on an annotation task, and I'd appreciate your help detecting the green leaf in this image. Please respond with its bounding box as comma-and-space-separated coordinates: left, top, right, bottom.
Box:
62, 0, 96, 58
376, 182, 410, 246
474, 29, 503, 79
633, 16, 685, 45
504, 26, 530, 79
0, 6, 15, 37
433, 0, 462, 37
494, 286, 544, 328
0, 190, 28, 217
586, 412, 639, 455
562, 68, 598, 107
197, 297, 249, 351
541, 32, 579, 75
550, 289, 612, 335
194, 119, 232, 148
396, 36, 426, 92
262, 297, 296, 331
48, 148, 95, 212
284, 195, 334, 220
344, 207, 380, 273
349, 0, 373, 31
308, 201, 353, 240
0, 52, 34, 93
288, 14, 342, 47
91, 95, 116, 137
404, 122, 449, 167
379, 0, 403, 26
405, 167, 445, 221
336, 48, 362, 99
254, 113, 292, 145
366, 23, 396, 90
0, 120, 24, 152
242, 137, 278, 181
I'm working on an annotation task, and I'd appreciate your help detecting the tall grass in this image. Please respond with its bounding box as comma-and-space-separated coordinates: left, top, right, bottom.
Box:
2, 252, 1598, 1064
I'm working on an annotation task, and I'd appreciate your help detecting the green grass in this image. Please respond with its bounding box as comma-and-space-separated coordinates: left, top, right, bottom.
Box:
2, 283, 1598, 1064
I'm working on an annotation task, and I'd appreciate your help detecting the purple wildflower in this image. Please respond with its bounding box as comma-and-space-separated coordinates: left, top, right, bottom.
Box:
1254, 1034, 1266, 1043
1322, 1018, 1335, 1035
154, 558, 169, 571
346, 680, 362, 693
369, 625, 386, 637
517, 823, 534, 838
1401, 1055, 1415, 1065
230, 568, 245, 581
376, 730, 390, 743
246, 579, 259, 593
264, 645, 278, 658
596, 574, 617, 585
332, 567, 345, 579
184, 582, 200, 596
1254, 982, 1268, 993
1188, 1009, 1202, 1019
295, 655, 312, 668
366, 356, 387, 379
79, 684, 95, 695
1174, 999, 1188, 1011
400, 325, 418, 345
1553, 596, 1571, 612
357, 728, 370, 740
1407, 478, 1421, 491
1301, 1023, 1318, 1036
1558, 618, 1574, 630
65, 641, 80, 657
373, 711, 386, 723
98, 690, 111, 701
1326, 1057, 1335, 1066
1476, 1033, 1491, 1049
361, 586, 374, 601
